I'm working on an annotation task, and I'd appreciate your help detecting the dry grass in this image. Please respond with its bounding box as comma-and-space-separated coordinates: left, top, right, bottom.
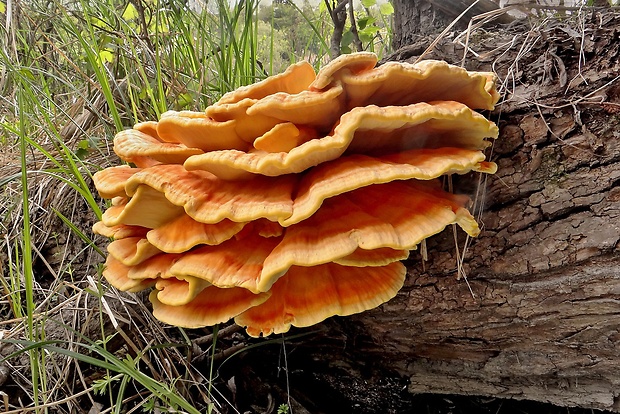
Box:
0, 128, 237, 412
0, 0, 337, 409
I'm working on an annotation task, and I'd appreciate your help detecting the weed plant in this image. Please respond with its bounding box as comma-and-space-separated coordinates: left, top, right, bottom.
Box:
0, 0, 391, 412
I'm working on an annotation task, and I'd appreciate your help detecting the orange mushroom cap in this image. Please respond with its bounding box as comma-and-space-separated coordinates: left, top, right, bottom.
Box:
150, 286, 270, 329
206, 99, 283, 144
124, 164, 296, 224
314, 58, 499, 110
126, 252, 180, 281
146, 214, 247, 253
258, 181, 478, 292
156, 110, 249, 151
102, 256, 156, 293
253, 123, 319, 153
235, 261, 406, 337
336, 247, 409, 267
114, 129, 203, 165
92, 221, 149, 240
102, 185, 184, 229
285, 146, 495, 226
107, 237, 162, 266
133, 120, 160, 139
93, 165, 139, 199
184, 101, 497, 179
310, 52, 378, 90
154, 275, 212, 307
233, 217, 284, 239
217, 60, 316, 104
168, 233, 280, 294
94, 52, 501, 336
244, 83, 346, 130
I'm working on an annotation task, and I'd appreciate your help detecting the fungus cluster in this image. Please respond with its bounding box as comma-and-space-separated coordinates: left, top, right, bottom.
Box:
93, 52, 500, 337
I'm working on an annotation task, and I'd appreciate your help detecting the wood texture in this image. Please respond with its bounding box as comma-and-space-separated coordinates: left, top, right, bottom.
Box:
391, 0, 512, 51
236, 11, 620, 413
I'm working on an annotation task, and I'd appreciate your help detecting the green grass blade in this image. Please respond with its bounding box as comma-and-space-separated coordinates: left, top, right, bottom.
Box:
17, 85, 43, 409
52, 208, 104, 258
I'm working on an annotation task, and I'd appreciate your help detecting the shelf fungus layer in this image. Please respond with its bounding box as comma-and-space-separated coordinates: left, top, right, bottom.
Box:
93, 52, 500, 337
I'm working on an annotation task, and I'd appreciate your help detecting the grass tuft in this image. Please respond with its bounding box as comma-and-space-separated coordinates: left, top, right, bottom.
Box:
0, 0, 356, 411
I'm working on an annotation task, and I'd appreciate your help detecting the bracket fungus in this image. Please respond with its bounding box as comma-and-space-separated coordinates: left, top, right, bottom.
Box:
93, 53, 500, 337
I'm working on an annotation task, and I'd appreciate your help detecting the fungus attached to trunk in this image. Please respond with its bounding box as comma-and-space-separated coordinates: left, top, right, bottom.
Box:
93, 53, 500, 337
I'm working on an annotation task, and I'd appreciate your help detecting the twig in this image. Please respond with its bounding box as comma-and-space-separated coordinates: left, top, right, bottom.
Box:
194, 324, 243, 347
415, 0, 482, 64
325, 0, 348, 58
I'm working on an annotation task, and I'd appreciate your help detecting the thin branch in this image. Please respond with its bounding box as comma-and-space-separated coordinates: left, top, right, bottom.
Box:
333, 0, 348, 14
325, 0, 348, 58
348, 0, 363, 52
323, 0, 333, 14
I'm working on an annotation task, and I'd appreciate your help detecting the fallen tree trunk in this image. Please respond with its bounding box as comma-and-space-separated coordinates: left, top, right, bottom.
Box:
232, 11, 620, 414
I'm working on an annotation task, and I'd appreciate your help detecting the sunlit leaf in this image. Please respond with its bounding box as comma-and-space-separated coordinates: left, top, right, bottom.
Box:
341, 30, 354, 48
149, 20, 169, 33
19, 68, 35, 80
139, 87, 149, 100
361, 0, 376, 7
175, 92, 193, 110
99, 49, 114, 63
77, 139, 89, 150
98, 33, 113, 46
380, 2, 394, 15
0, 2, 6, 13
90, 16, 108, 30
359, 31, 374, 43
360, 25, 380, 36
122, 3, 138, 20
358, 16, 376, 30
75, 147, 89, 160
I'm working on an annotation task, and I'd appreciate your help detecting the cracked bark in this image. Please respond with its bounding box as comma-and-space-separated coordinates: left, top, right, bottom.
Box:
391, 0, 513, 52
254, 11, 620, 414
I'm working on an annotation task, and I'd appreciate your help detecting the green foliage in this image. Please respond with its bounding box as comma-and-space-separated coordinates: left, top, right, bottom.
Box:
17, 87, 45, 410
349, 0, 394, 55
1, 336, 201, 414
1, 0, 280, 411
257, 0, 331, 72
255, 0, 393, 68
323, 0, 393, 55
380, 1, 395, 15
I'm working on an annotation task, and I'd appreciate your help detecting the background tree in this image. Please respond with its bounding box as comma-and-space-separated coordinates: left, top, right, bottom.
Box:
390, 0, 514, 55
322, 0, 393, 57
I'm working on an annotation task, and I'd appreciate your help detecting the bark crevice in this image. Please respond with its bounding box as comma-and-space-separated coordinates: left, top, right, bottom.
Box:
270, 11, 620, 413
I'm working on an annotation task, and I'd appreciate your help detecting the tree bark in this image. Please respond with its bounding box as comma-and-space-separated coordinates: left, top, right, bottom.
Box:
233, 9, 620, 414
391, 0, 512, 51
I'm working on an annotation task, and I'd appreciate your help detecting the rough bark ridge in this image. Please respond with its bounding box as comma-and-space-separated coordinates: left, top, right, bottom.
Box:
235, 12, 620, 414
392, 0, 449, 50
391, 0, 512, 51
